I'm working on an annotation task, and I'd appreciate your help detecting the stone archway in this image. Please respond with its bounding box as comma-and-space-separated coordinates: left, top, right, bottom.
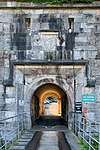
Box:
41, 91, 61, 115
31, 83, 68, 125
24, 76, 73, 129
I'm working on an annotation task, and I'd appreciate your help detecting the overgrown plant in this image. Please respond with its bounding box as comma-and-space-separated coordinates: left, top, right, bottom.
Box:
92, 134, 99, 150
16, 0, 93, 4
80, 139, 89, 150
80, 134, 99, 150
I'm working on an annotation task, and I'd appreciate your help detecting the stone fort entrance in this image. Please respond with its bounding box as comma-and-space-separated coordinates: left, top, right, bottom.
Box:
0, 2, 99, 133
14, 63, 86, 129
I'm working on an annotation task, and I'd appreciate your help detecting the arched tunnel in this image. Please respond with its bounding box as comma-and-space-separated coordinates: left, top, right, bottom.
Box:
30, 83, 69, 127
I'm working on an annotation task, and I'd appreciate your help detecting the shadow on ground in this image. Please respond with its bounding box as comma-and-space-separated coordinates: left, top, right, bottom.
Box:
34, 116, 67, 127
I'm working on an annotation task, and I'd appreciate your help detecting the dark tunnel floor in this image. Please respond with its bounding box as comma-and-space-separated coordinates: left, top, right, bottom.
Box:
33, 116, 67, 127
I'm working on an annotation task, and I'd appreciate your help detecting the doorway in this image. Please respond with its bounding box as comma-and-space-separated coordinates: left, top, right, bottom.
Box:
43, 96, 60, 116
31, 83, 69, 126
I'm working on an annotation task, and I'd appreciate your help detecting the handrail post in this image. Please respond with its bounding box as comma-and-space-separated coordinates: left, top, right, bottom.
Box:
78, 115, 81, 138
17, 115, 20, 138
24, 113, 27, 130
83, 117, 85, 140
12, 117, 14, 133
99, 123, 100, 150
12, 117, 14, 145
21, 114, 24, 134
24, 113, 26, 130
4, 120, 7, 150
74, 113, 76, 135
89, 121, 91, 150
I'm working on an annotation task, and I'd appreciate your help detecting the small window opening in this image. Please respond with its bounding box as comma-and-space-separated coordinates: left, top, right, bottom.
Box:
68, 18, 74, 32
25, 18, 31, 31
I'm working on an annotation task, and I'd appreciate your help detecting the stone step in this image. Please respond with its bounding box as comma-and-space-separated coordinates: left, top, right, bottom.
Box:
9, 130, 35, 150
10, 145, 25, 150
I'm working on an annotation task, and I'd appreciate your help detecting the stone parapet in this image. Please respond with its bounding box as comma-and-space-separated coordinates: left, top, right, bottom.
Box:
0, 1, 100, 9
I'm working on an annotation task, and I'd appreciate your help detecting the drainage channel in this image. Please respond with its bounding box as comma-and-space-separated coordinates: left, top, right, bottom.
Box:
25, 131, 71, 150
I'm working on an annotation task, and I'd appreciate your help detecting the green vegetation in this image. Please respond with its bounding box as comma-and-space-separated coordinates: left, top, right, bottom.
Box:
92, 134, 99, 150
80, 139, 89, 150
16, 0, 93, 5
79, 134, 99, 150
0, 139, 17, 150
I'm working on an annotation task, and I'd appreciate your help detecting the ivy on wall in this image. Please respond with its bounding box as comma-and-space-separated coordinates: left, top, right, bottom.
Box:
16, 0, 93, 4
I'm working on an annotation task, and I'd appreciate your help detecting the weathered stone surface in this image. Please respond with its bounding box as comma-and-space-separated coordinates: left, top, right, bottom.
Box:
0, 2, 100, 128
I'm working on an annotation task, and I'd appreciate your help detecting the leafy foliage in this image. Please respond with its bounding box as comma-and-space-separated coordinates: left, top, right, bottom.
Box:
80, 139, 89, 150
16, 0, 93, 4
80, 135, 99, 150
92, 134, 99, 150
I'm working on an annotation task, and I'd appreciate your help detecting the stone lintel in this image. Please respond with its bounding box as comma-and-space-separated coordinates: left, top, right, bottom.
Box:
3, 60, 89, 87
12, 59, 88, 66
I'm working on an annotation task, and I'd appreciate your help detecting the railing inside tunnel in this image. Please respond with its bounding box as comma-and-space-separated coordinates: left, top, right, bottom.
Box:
73, 113, 100, 150
0, 113, 27, 150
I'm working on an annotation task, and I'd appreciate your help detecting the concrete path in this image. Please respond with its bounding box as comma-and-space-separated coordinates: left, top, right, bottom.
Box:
9, 124, 81, 150
9, 128, 81, 150
9, 129, 35, 150
37, 131, 59, 150
25, 131, 71, 150
64, 129, 81, 150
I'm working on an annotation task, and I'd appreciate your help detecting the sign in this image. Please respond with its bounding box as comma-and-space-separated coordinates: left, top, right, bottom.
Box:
82, 94, 96, 102
19, 100, 24, 106
75, 102, 82, 113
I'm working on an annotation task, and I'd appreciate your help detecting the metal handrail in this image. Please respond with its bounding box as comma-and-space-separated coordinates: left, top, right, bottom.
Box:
0, 113, 27, 150
74, 113, 100, 150
0, 113, 26, 122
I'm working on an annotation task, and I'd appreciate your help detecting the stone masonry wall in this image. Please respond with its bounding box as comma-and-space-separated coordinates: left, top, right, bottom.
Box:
0, 2, 100, 122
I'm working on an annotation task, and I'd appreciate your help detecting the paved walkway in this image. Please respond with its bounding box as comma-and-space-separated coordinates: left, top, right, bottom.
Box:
10, 127, 81, 150
64, 129, 81, 150
37, 131, 59, 150
9, 116, 80, 150
25, 131, 71, 150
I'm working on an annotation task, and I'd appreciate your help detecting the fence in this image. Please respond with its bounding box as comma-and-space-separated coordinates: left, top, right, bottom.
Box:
0, 113, 27, 150
74, 113, 100, 150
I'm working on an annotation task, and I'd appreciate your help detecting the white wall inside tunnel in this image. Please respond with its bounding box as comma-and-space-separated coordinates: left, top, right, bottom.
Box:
43, 97, 60, 116
39, 92, 61, 116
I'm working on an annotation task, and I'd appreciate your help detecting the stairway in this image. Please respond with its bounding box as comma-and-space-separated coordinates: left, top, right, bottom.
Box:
9, 129, 35, 150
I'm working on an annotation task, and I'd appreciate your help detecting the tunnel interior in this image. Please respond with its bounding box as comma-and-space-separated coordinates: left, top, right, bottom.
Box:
43, 96, 59, 116
31, 83, 69, 126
